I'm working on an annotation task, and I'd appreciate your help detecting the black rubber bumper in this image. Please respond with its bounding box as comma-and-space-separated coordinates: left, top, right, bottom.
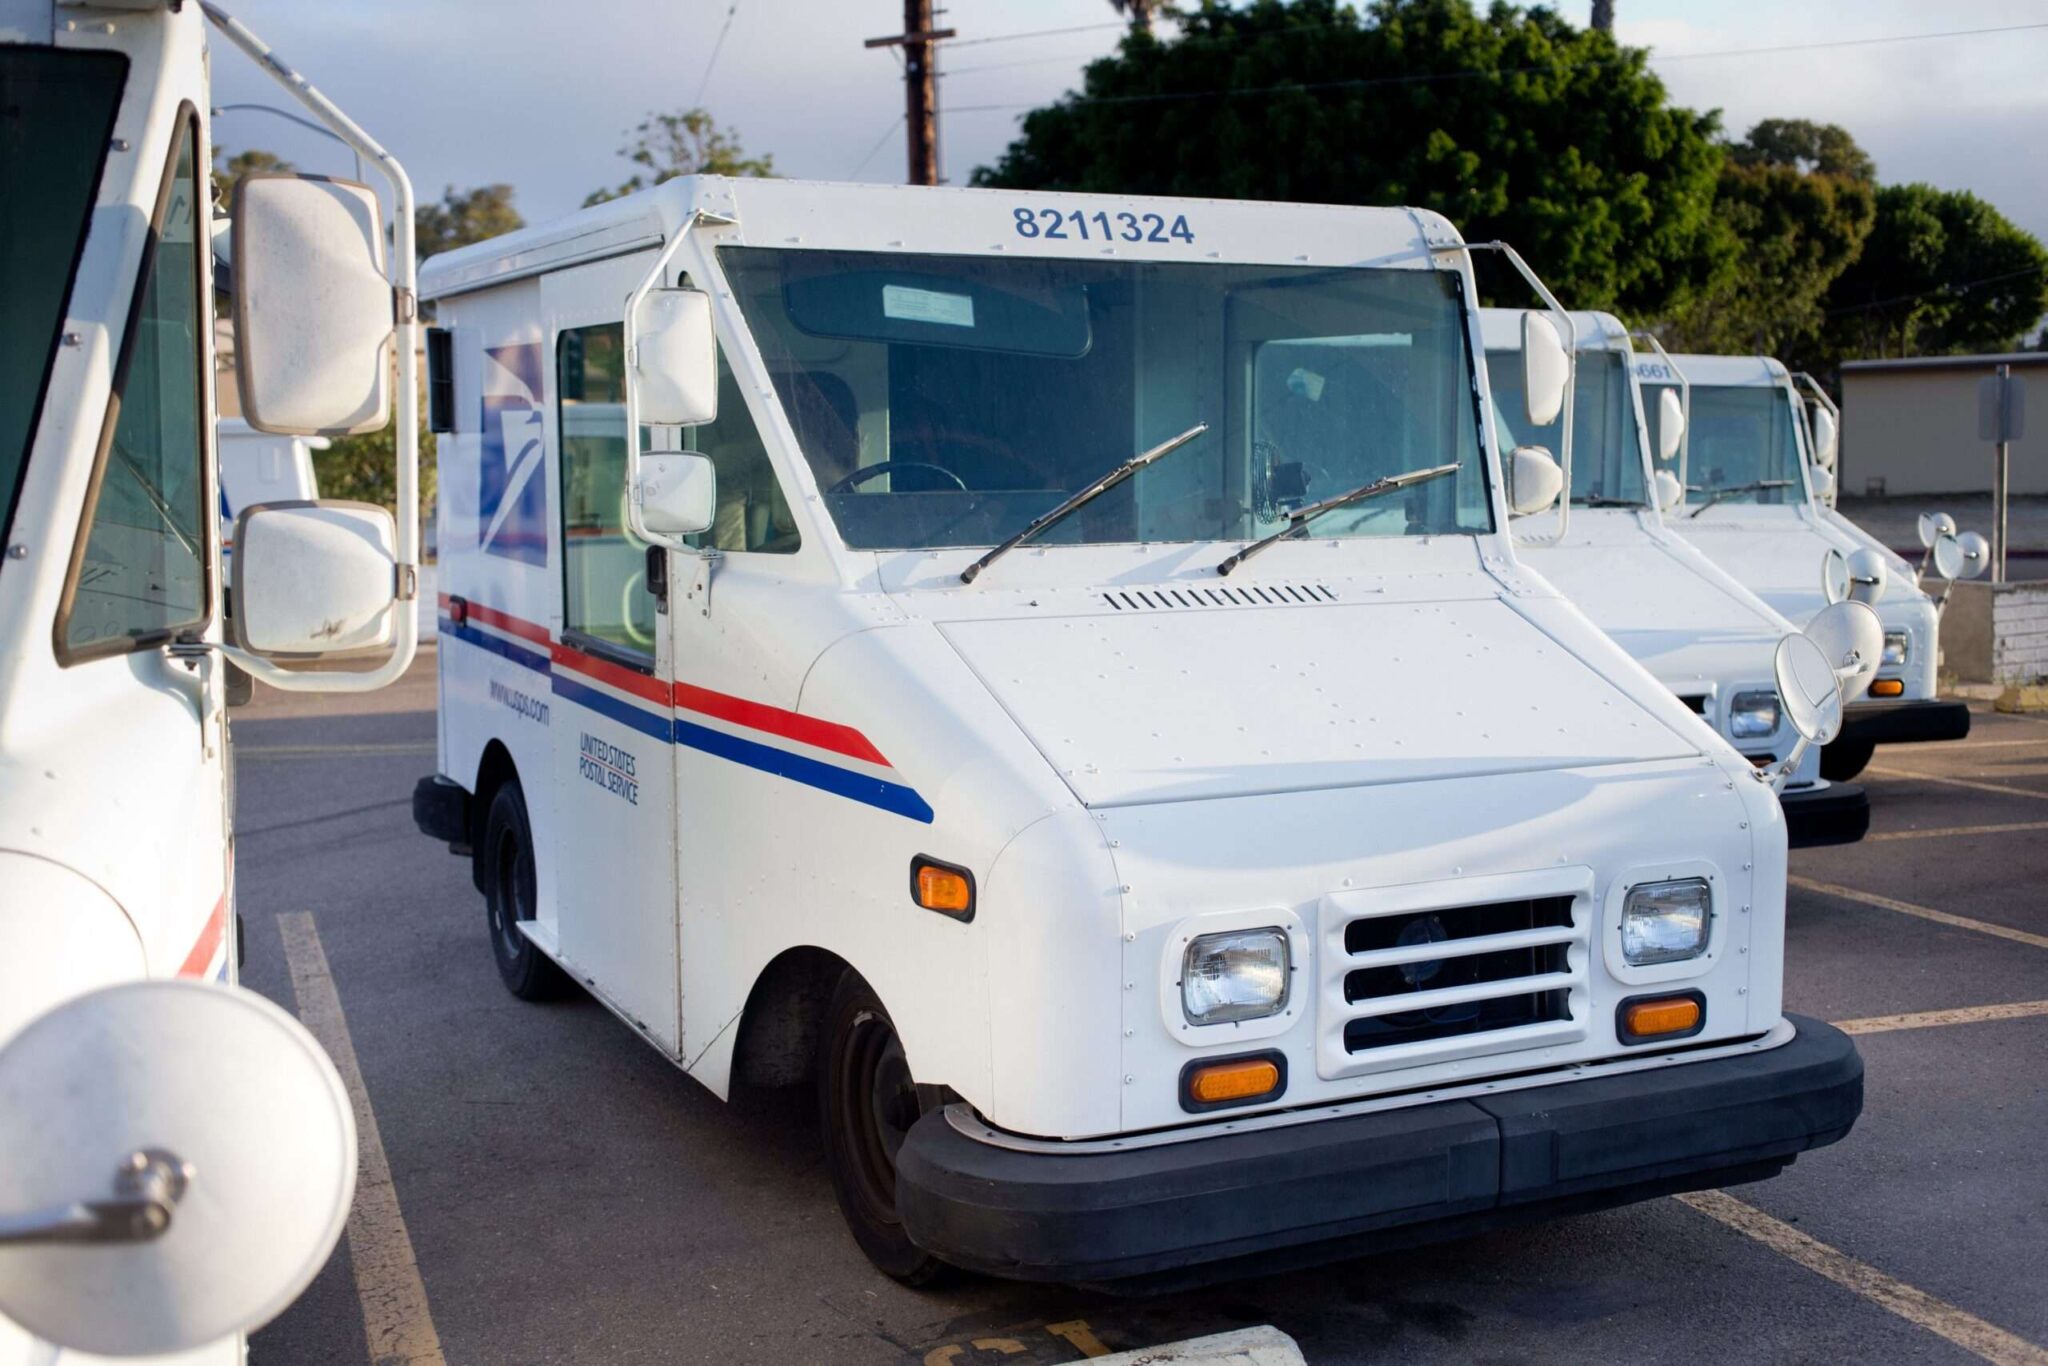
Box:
412, 774, 471, 848
1782, 781, 1871, 849
1839, 697, 1971, 747
896, 1016, 1863, 1286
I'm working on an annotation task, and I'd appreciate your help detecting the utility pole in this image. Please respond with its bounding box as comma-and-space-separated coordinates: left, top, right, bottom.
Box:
1591, 0, 1615, 33
865, 0, 955, 186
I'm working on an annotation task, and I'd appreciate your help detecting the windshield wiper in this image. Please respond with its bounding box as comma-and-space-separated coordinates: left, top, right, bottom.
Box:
1687, 479, 1793, 518
1216, 462, 1460, 576
1575, 494, 1641, 508
959, 423, 1208, 584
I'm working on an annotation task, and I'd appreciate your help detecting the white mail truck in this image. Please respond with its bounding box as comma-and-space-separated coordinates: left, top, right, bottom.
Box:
1482, 311, 1868, 846
415, 178, 1864, 1286
0, 0, 421, 1358
1640, 354, 1971, 779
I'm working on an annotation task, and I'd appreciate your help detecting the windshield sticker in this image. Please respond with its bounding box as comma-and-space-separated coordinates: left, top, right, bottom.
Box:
578, 732, 639, 805
479, 342, 549, 566
1012, 206, 1195, 244
883, 284, 975, 328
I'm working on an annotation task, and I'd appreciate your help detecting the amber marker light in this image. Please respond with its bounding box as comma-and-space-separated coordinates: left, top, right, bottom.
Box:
1870, 678, 1905, 698
1617, 991, 1706, 1045
1180, 1052, 1286, 1112
910, 856, 975, 920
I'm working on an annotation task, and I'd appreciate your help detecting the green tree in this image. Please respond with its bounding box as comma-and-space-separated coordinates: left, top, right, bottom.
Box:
416, 183, 524, 257
1821, 184, 2048, 359
211, 147, 292, 212
316, 420, 436, 521
584, 108, 774, 206
973, 0, 1729, 318
1671, 120, 1876, 367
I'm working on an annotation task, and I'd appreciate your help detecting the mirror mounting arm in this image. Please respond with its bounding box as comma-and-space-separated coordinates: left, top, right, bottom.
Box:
624, 209, 727, 553
0, 1150, 192, 1247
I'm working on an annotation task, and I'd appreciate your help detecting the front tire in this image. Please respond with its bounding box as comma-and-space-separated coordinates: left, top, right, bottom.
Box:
818, 970, 947, 1285
1821, 739, 1875, 782
481, 780, 568, 1001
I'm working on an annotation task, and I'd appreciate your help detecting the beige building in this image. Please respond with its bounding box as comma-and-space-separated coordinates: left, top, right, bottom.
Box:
1839, 352, 2048, 497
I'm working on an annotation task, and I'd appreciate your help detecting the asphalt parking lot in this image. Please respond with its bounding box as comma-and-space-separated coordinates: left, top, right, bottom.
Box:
234, 651, 2048, 1365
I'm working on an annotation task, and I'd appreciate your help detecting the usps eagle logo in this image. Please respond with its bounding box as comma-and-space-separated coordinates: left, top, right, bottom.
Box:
478, 342, 548, 564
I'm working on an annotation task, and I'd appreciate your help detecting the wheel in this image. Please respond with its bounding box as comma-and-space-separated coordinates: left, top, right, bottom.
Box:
1820, 739, 1874, 782
481, 780, 568, 1001
818, 970, 947, 1285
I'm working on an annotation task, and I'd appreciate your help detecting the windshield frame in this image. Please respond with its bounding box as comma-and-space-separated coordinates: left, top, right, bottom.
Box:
1489, 340, 1653, 510
699, 240, 1502, 564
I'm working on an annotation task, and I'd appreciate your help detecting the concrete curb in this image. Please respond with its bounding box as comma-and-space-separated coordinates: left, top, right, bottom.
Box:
1092, 1326, 1305, 1366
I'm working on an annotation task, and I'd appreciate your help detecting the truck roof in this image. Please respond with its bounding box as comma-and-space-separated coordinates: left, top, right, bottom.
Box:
1645, 353, 1790, 388
418, 175, 1467, 303
1477, 308, 1630, 354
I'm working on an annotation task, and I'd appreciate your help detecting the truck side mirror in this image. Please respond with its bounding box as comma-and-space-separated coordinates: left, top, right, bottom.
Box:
232, 174, 393, 435
633, 289, 718, 427
1521, 312, 1570, 426
1804, 599, 1884, 704
1508, 445, 1563, 516
639, 451, 717, 536
1809, 465, 1835, 503
1810, 405, 1838, 469
231, 502, 397, 655
1652, 468, 1684, 513
0, 981, 354, 1356
1657, 387, 1686, 464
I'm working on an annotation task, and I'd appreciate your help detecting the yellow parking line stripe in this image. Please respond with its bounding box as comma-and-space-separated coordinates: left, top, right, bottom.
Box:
1868, 820, 2048, 842
279, 912, 447, 1366
1789, 876, 2048, 951
1834, 1000, 2048, 1035
1867, 766, 2048, 801
1678, 1190, 2048, 1366
1934, 737, 2048, 751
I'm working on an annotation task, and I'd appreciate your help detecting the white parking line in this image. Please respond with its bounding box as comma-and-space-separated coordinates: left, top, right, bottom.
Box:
1867, 767, 2048, 802
1678, 1190, 2048, 1366
1834, 999, 2048, 1035
1867, 821, 2048, 842
279, 912, 447, 1366
1789, 876, 2048, 951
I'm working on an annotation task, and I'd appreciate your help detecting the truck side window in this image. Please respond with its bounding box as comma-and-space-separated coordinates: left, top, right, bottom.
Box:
559, 324, 658, 659
59, 111, 208, 660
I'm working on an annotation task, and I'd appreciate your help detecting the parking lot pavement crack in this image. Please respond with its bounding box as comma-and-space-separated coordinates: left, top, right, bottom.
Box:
1789, 876, 2048, 951
1677, 1190, 2048, 1366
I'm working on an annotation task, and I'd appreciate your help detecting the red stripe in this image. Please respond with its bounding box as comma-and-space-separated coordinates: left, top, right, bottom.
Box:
440, 594, 552, 646
550, 640, 672, 706
672, 681, 892, 768
178, 896, 226, 978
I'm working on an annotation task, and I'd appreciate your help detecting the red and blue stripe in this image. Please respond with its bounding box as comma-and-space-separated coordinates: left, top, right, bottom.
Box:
441, 597, 933, 824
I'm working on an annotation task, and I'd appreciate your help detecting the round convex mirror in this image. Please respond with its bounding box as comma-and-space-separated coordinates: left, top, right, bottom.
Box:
1956, 530, 1989, 579
1930, 533, 1965, 582
1917, 511, 1956, 549
1821, 547, 1849, 604
1805, 599, 1884, 703
0, 981, 355, 1356
1845, 547, 1888, 603
1776, 632, 1845, 746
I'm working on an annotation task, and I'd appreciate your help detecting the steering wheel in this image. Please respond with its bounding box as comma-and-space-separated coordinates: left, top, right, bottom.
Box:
826, 461, 967, 497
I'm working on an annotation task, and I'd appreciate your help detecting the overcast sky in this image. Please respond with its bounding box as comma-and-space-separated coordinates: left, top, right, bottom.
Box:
209, 0, 2048, 244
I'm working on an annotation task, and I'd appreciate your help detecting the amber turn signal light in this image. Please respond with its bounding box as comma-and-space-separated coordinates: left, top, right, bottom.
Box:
1181, 1052, 1286, 1112
1617, 991, 1706, 1045
1870, 678, 1904, 698
910, 857, 975, 920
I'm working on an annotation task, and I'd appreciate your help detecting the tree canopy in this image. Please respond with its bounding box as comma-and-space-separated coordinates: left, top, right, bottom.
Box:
585, 108, 774, 206
973, 0, 1729, 319
210, 147, 291, 213
415, 183, 524, 258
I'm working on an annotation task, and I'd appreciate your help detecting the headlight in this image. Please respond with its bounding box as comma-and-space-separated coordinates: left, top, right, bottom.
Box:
1728, 690, 1780, 739
1882, 630, 1910, 667
1182, 928, 1290, 1025
1622, 878, 1712, 966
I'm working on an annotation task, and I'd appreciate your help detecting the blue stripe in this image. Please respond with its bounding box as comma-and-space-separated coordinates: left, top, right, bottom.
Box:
673, 717, 935, 824
550, 672, 675, 743
442, 618, 552, 675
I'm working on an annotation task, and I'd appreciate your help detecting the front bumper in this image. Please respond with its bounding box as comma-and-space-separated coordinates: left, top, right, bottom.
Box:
1781, 781, 1870, 848
897, 1016, 1862, 1286
1839, 698, 1971, 747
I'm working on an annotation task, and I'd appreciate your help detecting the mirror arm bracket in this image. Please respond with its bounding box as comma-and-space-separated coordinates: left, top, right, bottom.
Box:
0, 1149, 192, 1247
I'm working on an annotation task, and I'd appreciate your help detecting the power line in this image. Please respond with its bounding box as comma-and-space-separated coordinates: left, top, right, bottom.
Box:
1824, 263, 2048, 318
694, 1, 740, 105
946, 20, 1125, 49
940, 20, 2048, 116
847, 113, 906, 180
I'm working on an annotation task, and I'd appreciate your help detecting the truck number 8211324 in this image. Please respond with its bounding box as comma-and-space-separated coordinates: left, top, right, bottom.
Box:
1013, 206, 1195, 244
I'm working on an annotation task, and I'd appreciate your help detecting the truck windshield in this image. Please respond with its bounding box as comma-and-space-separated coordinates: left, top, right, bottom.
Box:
1646, 382, 1804, 507
1487, 349, 1645, 506
720, 248, 1492, 551
1, 48, 127, 541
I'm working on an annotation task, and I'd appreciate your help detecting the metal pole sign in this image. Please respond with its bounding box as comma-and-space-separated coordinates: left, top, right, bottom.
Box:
1978, 366, 2023, 582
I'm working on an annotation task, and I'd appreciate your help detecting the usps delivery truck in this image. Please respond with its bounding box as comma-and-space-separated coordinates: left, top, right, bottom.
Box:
1481, 311, 1869, 847
1640, 354, 1973, 780
414, 177, 1864, 1286
0, 0, 421, 1357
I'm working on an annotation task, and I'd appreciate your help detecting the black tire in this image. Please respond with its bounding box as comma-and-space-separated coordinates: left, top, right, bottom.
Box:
481, 780, 568, 1001
1821, 739, 1875, 782
818, 970, 948, 1285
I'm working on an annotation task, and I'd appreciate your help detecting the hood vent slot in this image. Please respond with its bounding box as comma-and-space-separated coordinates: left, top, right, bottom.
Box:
1102, 582, 1336, 612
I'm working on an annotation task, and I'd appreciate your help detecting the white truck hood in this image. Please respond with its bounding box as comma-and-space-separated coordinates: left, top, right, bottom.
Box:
938, 595, 1695, 807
